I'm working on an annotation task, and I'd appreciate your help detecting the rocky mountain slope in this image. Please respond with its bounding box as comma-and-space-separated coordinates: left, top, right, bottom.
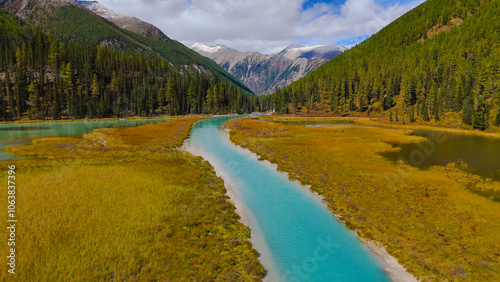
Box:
74, 0, 167, 41
191, 43, 347, 95
0, 0, 252, 94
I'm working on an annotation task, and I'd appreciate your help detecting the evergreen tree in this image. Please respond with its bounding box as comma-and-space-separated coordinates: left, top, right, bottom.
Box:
472, 97, 489, 130
5, 71, 14, 118
462, 95, 474, 125
14, 65, 27, 118
0, 79, 5, 120
187, 82, 195, 114
409, 106, 416, 123
27, 80, 38, 118
422, 98, 430, 122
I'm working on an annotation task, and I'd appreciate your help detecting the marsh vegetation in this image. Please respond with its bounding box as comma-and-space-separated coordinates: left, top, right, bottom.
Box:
0, 118, 264, 281
229, 117, 500, 280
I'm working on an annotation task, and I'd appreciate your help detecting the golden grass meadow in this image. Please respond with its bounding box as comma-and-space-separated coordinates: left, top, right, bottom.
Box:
229, 117, 500, 280
0, 118, 265, 281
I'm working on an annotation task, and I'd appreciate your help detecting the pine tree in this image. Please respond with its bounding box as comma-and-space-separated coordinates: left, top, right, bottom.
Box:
27, 80, 38, 118
14, 65, 27, 118
90, 74, 100, 118
5, 71, 14, 118
422, 98, 430, 122
157, 86, 165, 108
52, 87, 61, 120
187, 82, 195, 114
204, 88, 213, 114
409, 106, 416, 123
462, 94, 474, 125
472, 97, 489, 130
0, 79, 5, 120
165, 77, 174, 115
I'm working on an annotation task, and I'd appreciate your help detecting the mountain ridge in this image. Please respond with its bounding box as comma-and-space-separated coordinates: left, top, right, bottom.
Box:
74, 0, 169, 41
0, 0, 253, 94
191, 42, 347, 95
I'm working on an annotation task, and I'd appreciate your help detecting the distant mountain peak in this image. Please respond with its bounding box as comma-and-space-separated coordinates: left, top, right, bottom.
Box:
74, 0, 124, 20
73, 0, 170, 41
280, 44, 347, 60
190, 43, 346, 95
190, 42, 224, 54
282, 44, 306, 50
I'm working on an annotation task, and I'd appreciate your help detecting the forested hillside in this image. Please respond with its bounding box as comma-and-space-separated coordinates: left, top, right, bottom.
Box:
0, 11, 258, 120
0, 0, 253, 94
268, 0, 500, 130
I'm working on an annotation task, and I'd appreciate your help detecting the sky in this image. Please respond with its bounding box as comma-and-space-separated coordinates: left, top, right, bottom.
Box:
97, 0, 426, 54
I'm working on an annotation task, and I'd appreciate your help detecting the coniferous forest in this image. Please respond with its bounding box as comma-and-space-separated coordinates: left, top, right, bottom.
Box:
266, 0, 500, 130
0, 10, 260, 121
3, 0, 499, 130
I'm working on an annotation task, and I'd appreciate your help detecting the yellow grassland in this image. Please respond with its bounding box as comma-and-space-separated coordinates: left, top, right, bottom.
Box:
261, 115, 500, 139
0, 118, 264, 281
229, 118, 500, 280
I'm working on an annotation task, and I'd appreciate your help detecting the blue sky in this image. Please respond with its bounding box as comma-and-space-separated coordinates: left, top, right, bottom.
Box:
99, 0, 426, 53
302, 0, 345, 10
302, 0, 420, 14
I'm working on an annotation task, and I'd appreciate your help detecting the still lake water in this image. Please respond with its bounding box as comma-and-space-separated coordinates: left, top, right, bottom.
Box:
184, 116, 389, 281
0, 118, 172, 161
383, 130, 500, 180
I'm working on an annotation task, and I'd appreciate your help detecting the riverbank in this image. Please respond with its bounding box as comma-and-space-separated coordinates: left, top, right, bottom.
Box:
228, 117, 500, 280
0, 118, 265, 281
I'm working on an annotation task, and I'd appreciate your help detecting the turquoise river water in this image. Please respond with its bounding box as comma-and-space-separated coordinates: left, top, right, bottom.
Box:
0, 118, 172, 160
183, 116, 389, 281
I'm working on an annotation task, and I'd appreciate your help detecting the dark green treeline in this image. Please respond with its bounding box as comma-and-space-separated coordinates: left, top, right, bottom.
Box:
265, 0, 500, 130
0, 11, 260, 121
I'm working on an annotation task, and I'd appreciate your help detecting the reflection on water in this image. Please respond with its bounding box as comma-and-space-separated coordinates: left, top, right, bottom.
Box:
0, 118, 172, 161
0, 126, 50, 131
381, 130, 500, 180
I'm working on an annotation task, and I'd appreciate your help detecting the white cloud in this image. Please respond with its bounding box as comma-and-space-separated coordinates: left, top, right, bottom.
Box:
97, 0, 425, 54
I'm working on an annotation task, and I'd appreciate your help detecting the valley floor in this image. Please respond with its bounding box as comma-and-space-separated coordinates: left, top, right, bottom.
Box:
229, 117, 500, 280
0, 118, 264, 281
262, 114, 500, 139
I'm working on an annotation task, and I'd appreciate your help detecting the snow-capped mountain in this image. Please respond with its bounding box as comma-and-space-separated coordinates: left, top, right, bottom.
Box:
74, 0, 168, 41
191, 43, 347, 95
279, 44, 347, 60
